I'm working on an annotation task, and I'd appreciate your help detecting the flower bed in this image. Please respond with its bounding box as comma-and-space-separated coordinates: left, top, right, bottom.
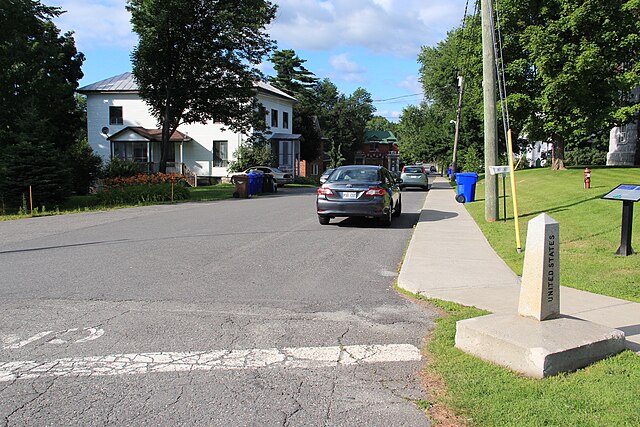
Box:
97, 173, 190, 205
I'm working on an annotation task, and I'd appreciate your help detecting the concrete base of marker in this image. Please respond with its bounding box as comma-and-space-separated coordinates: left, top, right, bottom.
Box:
455, 314, 626, 378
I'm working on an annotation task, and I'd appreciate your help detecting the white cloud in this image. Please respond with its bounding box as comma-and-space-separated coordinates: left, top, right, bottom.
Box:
329, 53, 366, 82
372, 0, 393, 12
49, 0, 136, 50
398, 75, 423, 95
270, 0, 464, 58
375, 109, 402, 123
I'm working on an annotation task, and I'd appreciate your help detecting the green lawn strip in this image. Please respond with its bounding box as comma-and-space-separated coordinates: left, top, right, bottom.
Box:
1, 184, 238, 221
188, 183, 236, 201
463, 167, 640, 302
396, 287, 640, 427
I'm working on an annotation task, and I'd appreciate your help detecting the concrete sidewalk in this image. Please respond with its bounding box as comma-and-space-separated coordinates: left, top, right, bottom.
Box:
398, 176, 640, 353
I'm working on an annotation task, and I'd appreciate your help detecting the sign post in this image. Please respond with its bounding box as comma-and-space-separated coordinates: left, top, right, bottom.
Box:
602, 184, 640, 256
489, 166, 510, 222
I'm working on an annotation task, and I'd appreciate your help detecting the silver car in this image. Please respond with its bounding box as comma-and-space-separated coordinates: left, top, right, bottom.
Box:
400, 165, 429, 191
319, 168, 335, 184
229, 166, 293, 186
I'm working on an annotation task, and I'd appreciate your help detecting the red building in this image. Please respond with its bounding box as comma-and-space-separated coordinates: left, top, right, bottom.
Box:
354, 131, 400, 174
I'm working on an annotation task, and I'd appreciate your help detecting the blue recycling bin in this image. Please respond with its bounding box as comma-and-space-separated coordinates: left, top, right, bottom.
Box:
255, 174, 264, 193
247, 173, 259, 196
455, 172, 479, 203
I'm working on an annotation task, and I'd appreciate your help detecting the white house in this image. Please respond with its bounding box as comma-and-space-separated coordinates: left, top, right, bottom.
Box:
78, 72, 301, 184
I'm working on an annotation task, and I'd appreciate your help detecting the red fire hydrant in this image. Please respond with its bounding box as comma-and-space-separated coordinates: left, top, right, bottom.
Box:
584, 168, 591, 189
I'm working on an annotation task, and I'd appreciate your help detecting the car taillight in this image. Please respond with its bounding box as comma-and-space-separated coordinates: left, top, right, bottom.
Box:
317, 187, 334, 196
365, 188, 386, 196
402, 167, 406, 173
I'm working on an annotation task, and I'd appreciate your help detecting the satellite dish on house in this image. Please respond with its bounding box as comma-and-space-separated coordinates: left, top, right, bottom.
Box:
101, 126, 109, 135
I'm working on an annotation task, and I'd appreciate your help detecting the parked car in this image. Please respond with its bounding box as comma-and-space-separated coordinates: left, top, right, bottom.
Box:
316, 165, 402, 226
400, 165, 429, 191
319, 168, 335, 184
229, 166, 293, 186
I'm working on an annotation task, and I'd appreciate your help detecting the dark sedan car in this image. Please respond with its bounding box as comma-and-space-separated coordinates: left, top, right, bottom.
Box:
316, 165, 402, 226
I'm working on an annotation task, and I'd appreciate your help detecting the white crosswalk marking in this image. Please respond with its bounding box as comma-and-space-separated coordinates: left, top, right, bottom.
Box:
0, 344, 421, 382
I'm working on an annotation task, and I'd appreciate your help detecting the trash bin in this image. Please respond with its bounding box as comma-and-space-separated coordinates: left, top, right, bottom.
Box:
247, 172, 259, 196
255, 173, 264, 193
455, 172, 479, 203
232, 174, 250, 198
262, 174, 277, 193
447, 167, 452, 178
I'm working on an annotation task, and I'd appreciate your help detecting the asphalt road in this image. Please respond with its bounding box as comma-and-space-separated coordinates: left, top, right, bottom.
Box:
0, 187, 437, 426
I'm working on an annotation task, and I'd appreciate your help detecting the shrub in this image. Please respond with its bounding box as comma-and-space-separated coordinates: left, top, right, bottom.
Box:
97, 173, 190, 205
565, 148, 607, 166
294, 175, 319, 185
460, 145, 484, 173
0, 141, 71, 209
69, 137, 102, 195
103, 158, 140, 178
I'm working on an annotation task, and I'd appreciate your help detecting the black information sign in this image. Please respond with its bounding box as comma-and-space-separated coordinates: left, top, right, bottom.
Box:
602, 184, 640, 256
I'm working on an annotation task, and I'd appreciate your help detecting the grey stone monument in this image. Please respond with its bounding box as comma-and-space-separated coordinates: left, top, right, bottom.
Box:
518, 214, 560, 321
455, 214, 626, 378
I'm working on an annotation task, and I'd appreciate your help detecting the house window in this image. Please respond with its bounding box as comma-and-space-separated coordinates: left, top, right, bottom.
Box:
311, 163, 319, 175
370, 142, 379, 151
283, 111, 289, 129
112, 142, 147, 162
213, 140, 228, 167
109, 106, 123, 125
271, 109, 278, 128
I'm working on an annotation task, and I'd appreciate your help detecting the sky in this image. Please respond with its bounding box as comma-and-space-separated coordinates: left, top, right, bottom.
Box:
49, 0, 468, 122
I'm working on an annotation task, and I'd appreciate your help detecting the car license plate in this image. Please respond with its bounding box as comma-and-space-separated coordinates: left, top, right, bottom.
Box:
343, 192, 357, 199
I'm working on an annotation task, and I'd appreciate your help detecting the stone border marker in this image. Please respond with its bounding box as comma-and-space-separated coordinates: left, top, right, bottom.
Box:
518, 214, 560, 321
455, 213, 625, 378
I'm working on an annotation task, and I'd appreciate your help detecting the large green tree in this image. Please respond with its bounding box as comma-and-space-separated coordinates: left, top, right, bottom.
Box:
127, 0, 277, 173
516, 0, 640, 169
397, 103, 454, 169
0, 0, 85, 208
268, 49, 322, 161
268, 49, 318, 95
418, 1, 640, 170
319, 85, 376, 164
367, 116, 398, 133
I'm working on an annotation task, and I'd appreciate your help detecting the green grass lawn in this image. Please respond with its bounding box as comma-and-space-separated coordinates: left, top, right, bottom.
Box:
404, 290, 640, 427
1, 183, 238, 221
464, 166, 640, 302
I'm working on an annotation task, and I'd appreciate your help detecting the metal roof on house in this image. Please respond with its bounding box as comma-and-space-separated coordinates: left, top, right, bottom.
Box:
77, 72, 138, 92
364, 130, 398, 144
78, 72, 297, 102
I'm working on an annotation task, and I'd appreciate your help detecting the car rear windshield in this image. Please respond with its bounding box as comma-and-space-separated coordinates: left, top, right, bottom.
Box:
404, 167, 423, 173
329, 167, 379, 182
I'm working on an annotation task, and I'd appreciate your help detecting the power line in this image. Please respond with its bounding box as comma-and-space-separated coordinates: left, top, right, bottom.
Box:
372, 93, 423, 102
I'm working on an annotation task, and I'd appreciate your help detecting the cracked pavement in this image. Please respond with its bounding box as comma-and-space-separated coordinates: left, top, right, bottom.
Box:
0, 187, 437, 426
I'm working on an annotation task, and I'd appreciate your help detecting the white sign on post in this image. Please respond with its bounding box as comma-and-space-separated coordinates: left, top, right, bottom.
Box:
489, 165, 511, 175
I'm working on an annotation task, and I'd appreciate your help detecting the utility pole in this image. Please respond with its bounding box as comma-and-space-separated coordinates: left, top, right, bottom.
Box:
481, 0, 499, 222
451, 75, 464, 183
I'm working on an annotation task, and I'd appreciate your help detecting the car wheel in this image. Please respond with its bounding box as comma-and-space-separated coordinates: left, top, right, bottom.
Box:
392, 197, 402, 217
318, 215, 330, 225
399, 186, 405, 192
